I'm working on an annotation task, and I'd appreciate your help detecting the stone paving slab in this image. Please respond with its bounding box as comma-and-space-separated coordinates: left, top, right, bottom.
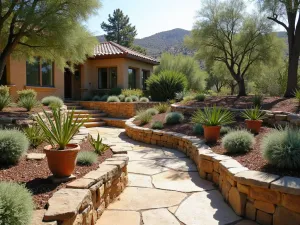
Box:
107, 187, 187, 210
96, 210, 140, 225
155, 158, 198, 172
127, 173, 153, 188
142, 208, 180, 225
127, 160, 169, 175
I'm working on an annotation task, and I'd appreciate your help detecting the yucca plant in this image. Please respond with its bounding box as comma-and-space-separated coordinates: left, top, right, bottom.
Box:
191, 106, 235, 126
241, 107, 267, 120
252, 95, 263, 108
89, 133, 109, 155
36, 109, 86, 150
23, 124, 46, 148
0, 95, 11, 111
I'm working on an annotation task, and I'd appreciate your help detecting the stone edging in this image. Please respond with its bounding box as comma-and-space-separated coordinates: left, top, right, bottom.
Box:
33, 153, 129, 225
171, 103, 300, 127
125, 118, 300, 225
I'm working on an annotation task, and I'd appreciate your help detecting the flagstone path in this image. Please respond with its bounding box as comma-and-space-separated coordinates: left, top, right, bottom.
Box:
88, 127, 258, 225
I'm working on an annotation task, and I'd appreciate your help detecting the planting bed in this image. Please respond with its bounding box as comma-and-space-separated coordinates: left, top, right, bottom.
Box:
0, 140, 113, 210
0, 105, 50, 117
181, 96, 299, 113
135, 113, 300, 178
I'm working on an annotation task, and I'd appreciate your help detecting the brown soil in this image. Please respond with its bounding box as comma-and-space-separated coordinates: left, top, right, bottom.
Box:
136, 113, 300, 178
180, 96, 299, 113
0, 105, 50, 118
0, 141, 112, 209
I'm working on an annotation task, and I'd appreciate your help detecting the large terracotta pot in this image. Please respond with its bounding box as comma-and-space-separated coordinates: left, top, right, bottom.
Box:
203, 125, 221, 142
44, 144, 80, 177
245, 120, 263, 134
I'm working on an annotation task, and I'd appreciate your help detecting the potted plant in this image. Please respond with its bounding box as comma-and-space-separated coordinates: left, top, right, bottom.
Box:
191, 106, 235, 142
241, 107, 266, 134
36, 109, 85, 177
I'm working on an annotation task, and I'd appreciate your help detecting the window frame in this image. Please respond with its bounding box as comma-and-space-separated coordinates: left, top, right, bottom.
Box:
26, 58, 54, 87
128, 67, 137, 89
142, 70, 150, 90
97, 67, 118, 89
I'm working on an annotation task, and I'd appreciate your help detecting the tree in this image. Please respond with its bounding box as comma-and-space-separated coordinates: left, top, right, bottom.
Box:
101, 9, 137, 47
154, 53, 207, 91
185, 0, 283, 96
0, 0, 101, 80
130, 45, 147, 55
260, 0, 300, 97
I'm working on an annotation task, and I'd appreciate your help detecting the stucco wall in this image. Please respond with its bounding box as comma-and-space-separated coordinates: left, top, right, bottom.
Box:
7, 57, 64, 100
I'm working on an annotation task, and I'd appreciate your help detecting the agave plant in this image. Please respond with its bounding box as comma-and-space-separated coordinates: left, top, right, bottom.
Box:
36, 109, 86, 150
89, 133, 109, 155
191, 106, 235, 126
241, 107, 266, 121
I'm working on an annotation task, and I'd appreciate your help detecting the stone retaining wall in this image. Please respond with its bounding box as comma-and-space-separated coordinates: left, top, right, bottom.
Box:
35, 154, 129, 225
171, 104, 300, 128
79, 101, 157, 118
125, 118, 300, 225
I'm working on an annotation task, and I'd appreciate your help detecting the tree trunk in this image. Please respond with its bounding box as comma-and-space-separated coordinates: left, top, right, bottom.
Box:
0, 56, 7, 81
284, 48, 300, 97
237, 79, 246, 96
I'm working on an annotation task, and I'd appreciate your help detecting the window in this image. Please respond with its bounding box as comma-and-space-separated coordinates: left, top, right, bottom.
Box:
98, 67, 117, 89
128, 68, 136, 89
142, 70, 150, 90
26, 58, 54, 87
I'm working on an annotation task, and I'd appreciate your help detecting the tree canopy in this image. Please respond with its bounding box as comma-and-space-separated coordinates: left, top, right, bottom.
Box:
154, 53, 207, 91
185, 0, 284, 96
0, 0, 101, 80
259, 0, 300, 97
101, 8, 137, 47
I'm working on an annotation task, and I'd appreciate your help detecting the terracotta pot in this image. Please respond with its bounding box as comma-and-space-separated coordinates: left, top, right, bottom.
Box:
203, 125, 221, 142
44, 144, 80, 177
245, 120, 263, 134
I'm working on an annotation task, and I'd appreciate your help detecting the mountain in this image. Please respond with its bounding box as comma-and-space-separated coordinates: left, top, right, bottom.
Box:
96, 29, 288, 58
96, 28, 192, 58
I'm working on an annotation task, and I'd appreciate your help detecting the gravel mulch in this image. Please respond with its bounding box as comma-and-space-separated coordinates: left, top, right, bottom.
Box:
0, 141, 112, 209
0, 106, 50, 118
180, 96, 299, 113
136, 113, 300, 178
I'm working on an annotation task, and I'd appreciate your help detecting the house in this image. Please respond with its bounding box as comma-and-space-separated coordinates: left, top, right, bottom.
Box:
1, 41, 159, 100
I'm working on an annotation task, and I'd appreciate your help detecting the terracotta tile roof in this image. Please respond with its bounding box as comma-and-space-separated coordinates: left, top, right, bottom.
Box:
93, 41, 159, 65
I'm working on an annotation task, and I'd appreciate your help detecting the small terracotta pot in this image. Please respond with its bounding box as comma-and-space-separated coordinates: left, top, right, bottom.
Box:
44, 144, 80, 177
203, 125, 221, 142
245, 120, 263, 134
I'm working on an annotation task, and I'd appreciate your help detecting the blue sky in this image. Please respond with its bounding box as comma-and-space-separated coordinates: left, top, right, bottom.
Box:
85, 0, 277, 39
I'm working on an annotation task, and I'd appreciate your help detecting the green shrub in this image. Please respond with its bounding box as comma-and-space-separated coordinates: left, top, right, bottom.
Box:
0, 130, 29, 165
165, 112, 184, 124
49, 101, 62, 110
23, 125, 45, 148
17, 96, 39, 111
77, 151, 98, 166
241, 107, 266, 120
107, 96, 120, 102
17, 89, 37, 100
191, 106, 235, 126
146, 70, 188, 101
193, 124, 204, 135
294, 89, 300, 106
182, 95, 195, 103
175, 91, 186, 102
140, 97, 149, 102
136, 110, 152, 125
92, 95, 101, 101
261, 128, 300, 169
89, 133, 110, 155
0, 85, 10, 96
154, 103, 170, 113
252, 95, 263, 107
130, 95, 139, 102
0, 182, 34, 225
146, 108, 159, 116
125, 97, 133, 102
41, 96, 63, 107
109, 87, 122, 96
0, 95, 11, 111
195, 93, 206, 102
222, 130, 255, 154
118, 94, 125, 102
151, 121, 164, 129
100, 95, 109, 102
121, 89, 143, 97
220, 126, 232, 135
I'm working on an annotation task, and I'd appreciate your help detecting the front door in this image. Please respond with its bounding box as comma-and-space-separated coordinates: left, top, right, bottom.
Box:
64, 69, 72, 99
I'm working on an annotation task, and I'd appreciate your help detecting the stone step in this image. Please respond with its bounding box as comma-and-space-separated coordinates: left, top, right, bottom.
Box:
83, 121, 106, 128
74, 113, 107, 118
64, 102, 80, 106
68, 110, 103, 114
66, 105, 83, 110
73, 117, 104, 122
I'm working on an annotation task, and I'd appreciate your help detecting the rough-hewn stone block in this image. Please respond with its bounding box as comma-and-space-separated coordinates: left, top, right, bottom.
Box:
249, 187, 281, 204
228, 187, 247, 216
256, 210, 272, 225
282, 193, 300, 214
254, 200, 275, 214
273, 206, 300, 225
245, 202, 256, 221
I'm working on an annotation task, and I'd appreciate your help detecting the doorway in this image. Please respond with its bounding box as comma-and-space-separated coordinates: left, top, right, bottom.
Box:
64, 68, 72, 99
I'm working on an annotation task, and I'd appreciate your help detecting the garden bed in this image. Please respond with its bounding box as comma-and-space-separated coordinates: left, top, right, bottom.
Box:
0, 140, 113, 210
180, 96, 299, 113
135, 113, 300, 178
0, 105, 50, 118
